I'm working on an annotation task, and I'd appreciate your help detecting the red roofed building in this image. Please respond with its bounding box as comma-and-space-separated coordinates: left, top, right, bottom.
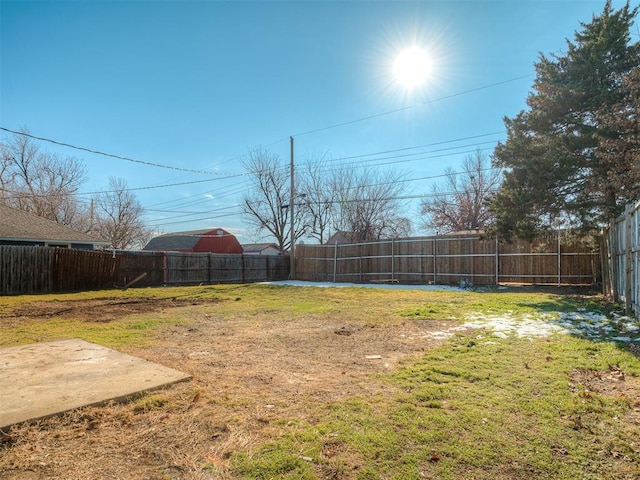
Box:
144, 228, 243, 254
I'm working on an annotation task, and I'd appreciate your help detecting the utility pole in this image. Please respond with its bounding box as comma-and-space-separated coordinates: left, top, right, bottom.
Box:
289, 136, 295, 280
89, 198, 94, 232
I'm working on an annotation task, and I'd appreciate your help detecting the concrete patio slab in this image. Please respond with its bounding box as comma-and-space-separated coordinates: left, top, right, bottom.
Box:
0, 338, 191, 430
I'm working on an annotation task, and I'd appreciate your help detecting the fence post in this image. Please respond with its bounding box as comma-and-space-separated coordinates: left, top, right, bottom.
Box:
242, 254, 246, 284
265, 255, 269, 281
433, 237, 437, 285
603, 218, 620, 303
391, 238, 395, 281
163, 252, 168, 286
557, 233, 562, 287
495, 237, 499, 285
625, 205, 633, 314
333, 243, 338, 283
600, 227, 610, 297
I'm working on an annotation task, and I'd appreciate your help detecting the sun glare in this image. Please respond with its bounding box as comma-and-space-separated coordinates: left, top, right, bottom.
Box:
393, 46, 431, 89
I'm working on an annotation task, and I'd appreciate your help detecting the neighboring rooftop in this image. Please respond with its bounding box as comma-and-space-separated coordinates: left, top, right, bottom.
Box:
144, 228, 243, 253
0, 203, 106, 247
242, 243, 283, 254
325, 231, 360, 245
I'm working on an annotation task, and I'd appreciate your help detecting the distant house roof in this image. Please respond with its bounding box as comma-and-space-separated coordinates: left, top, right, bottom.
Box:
242, 243, 283, 255
446, 230, 485, 236
325, 231, 360, 245
144, 228, 243, 254
0, 203, 106, 247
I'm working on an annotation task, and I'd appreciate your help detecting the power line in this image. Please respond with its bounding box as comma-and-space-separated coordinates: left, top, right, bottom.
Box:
0, 136, 501, 204
376, 163, 502, 188
257, 131, 505, 179
2, 75, 523, 181
287, 189, 501, 208
151, 210, 243, 228
145, 164, 503, 222
149, 185, 503, 229
145, 179, 250, 209
299, 131, 505, 167
1, 142, 500, 200
144, 204, 240, 220
308, 142, 502, 174
0, 126, 224, 176
0, 173, 246, 198
292, 75, 532, 138
0, 70, 526, 221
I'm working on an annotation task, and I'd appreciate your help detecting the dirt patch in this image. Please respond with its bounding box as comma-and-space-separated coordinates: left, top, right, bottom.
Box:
569, 365, 640, 426
0, 296, 454, 479
569, 365, 640, 399
1, 297, 215, 324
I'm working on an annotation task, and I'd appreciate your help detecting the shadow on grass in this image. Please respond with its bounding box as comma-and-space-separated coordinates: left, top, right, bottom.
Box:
472, 285, 639, 354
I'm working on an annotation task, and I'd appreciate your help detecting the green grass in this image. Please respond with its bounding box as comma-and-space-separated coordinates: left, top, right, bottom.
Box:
396, 288, 606, 320
232, 332, 640, 479
222, 286, 640, 480
1, 314, 187, 348
1, 283, 638, 479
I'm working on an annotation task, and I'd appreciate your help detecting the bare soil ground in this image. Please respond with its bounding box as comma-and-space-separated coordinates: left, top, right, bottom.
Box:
0, 296, 456, 479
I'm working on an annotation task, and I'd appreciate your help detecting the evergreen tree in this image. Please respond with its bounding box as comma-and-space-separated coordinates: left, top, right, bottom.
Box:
489, 1, 640, 240
596, 66, 640, 203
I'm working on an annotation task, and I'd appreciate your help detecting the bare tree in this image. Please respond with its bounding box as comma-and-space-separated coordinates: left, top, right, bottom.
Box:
241, 148, 305, 251
421, 149, 501, 234
0, 130, 88, 229
92, 177, 150, 249
243, 148, 411, 246
330, 166, 411, 241
297, 153, 335, 244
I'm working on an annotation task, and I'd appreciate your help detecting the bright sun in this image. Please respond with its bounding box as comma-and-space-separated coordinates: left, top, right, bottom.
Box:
393, 46, 431, 89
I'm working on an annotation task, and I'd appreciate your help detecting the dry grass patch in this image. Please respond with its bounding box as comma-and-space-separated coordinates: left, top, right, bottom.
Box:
1, 284, 638, 479
0, 284, 455, 479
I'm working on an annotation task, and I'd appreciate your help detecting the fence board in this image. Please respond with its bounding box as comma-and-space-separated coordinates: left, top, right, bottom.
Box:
603, 201, 640, 315
117, 251, 290, 287
117, 250, 166, 287
2, 232, 598, 295
0, 246, 52, 295
295, 234, 599, 287
1, 247, 289, 295
166, 253, 211, 285
52, 249, 120, 292
210, 255, 244, 283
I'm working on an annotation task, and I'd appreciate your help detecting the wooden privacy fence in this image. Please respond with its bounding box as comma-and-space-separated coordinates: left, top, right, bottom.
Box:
0, 247, 289, 295
0, 246, 120, 295
53, 249, 121, 292
603, 201, 640, 315
117, 251, 289, 287
1, 235, 597, 294
295, 234, 600, 286
0, 246, 53, 295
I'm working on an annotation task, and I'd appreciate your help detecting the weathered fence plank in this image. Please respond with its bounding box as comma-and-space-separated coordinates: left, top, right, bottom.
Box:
604, 200, 640, 315
117, 251, 290, 287
52, 249, 120, 292
295, 233, 599, 286
2, 232, 598, 295
1, 247, 289, 295
116, 250, 166, 287
0, 246, 52, 295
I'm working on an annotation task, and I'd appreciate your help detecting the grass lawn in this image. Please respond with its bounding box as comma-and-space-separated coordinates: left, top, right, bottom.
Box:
1, 283, 639, 479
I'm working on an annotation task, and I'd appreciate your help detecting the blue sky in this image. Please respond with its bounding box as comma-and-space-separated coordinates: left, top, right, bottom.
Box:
1, 0, 635, 244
